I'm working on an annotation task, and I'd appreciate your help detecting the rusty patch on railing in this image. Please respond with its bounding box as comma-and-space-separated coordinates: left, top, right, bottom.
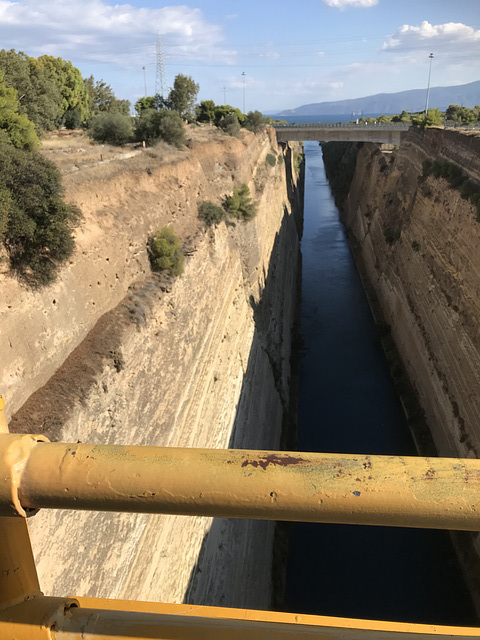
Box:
241, 454, 306, 471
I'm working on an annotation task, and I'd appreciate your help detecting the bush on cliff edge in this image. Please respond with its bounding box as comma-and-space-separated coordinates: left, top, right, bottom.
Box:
198, 201, 225, 226
225, 184, 257, 221
148, 227, 184, 276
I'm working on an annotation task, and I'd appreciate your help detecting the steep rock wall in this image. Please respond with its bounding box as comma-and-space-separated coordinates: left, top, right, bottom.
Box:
5, 130, 302, 608
1, 129, 284, 419
323, 129, 480, 609
325, 129, 480, 460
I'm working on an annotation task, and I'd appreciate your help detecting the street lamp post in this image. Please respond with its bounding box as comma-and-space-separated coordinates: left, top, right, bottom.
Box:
424, 53, 434, 116
242, 71, 246, 114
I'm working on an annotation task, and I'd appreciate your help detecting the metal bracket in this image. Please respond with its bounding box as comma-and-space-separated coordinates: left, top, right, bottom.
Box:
0, 434, 50, 518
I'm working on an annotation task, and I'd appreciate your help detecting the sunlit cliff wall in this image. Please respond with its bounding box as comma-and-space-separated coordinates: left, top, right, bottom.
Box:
2, 128, 302, 608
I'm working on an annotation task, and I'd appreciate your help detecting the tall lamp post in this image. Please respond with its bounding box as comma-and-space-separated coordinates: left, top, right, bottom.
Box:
242, 71, 246, 114
424, 53, 434, 116
142, 66, 147, 97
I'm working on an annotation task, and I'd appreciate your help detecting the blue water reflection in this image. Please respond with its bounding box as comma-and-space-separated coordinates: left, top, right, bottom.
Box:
284, 142, 477, 625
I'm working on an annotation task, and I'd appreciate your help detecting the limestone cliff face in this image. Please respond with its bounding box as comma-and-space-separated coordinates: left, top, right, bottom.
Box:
4, 129, 302, 608
323, 129, 480, 609
326, 129, 480, 461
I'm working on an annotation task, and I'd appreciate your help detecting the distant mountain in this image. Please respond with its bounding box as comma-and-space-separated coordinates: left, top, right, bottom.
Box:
276, 81, 480, 117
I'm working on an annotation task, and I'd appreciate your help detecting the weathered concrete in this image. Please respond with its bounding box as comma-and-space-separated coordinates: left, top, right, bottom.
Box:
274, 123, 408, 145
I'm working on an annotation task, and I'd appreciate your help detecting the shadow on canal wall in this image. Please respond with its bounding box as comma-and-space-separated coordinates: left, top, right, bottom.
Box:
183, 203, 301, 610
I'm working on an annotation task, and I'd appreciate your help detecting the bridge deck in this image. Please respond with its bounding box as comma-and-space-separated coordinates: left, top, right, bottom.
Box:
273, 123, 410, 144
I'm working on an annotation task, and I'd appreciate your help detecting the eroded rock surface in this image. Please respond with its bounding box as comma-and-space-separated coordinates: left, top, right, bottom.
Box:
4, 128, 302, 608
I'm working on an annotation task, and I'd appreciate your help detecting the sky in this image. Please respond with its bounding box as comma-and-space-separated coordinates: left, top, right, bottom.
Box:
0, 0, 479, 114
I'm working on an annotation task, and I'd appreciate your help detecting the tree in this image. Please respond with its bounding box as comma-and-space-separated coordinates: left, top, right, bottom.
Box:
0, 185, 13, 242
134, 94, 170, 115
37, 55, 90, 124
196, 100, 216, 123
445, 105, 477, 125
218, 112, 240, 136
0, 71, 39, 150
244, 110, 266, 133
214, 104, 245, 126
0, 144, 80, 284
168, 74, 199, 120
134, 109, 184, 147
391, 110, 412, 124
412, 108, 443, 128
88, 112, 132, 145
0, 49, 63, 132
135, 96, 156, 114
85, 76, 131, 117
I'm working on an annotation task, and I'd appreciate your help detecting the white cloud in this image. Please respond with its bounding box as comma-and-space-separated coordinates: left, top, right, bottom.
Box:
383, 21, 480, 52
0, 0, 234, 66
323, 0, 378, 9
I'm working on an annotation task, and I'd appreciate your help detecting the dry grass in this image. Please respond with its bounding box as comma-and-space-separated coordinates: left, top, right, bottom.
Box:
40, 124, 232, 185
41, 130, 141, 174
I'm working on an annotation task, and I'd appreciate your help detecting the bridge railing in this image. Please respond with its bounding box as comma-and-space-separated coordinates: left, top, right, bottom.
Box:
1, 399, 480, 638
272, 122, 411, 129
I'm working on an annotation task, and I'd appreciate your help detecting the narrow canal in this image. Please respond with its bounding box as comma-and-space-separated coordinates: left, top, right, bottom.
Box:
283, 141, 477, 625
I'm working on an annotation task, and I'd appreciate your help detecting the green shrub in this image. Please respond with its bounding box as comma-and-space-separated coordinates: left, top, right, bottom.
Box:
148, 227, 183, 276
0, 144, 80, 284
294, 150, 304, 174
225, 184, 257, 221
266, 153, 276, 167
198, 201, 225, 226
63, 109, 82, 130
0, 185, 12, 242
88, 112, 132, 145
135, 109, 185, 147
384, 227, 400, 244
218, 113, 240, 137
243, 110, 266, 133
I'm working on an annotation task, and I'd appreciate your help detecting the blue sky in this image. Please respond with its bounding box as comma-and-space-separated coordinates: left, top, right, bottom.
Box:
0, 0, 478, 113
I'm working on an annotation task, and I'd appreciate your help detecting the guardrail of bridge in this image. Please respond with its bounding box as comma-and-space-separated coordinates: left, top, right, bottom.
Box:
272, 122, 411, 129
1, 400, 480, 639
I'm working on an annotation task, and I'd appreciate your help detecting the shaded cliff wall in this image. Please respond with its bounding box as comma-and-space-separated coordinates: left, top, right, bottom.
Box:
325, 129, 480, 460
5, 130, 302, 608
323, 128, 480, 609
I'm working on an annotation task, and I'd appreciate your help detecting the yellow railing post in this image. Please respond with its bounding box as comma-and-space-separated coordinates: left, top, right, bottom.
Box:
0, 399, 42, 611
0, 396, 8, 434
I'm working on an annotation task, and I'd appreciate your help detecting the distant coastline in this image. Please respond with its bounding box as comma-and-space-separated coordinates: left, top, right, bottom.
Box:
272, 80, 480, 120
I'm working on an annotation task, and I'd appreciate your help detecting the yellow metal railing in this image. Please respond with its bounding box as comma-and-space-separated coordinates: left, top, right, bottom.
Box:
1, 435, 480, 530
1, 399, 480, 638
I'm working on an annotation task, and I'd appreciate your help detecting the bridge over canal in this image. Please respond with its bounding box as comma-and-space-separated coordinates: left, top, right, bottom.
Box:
273, 122, 410, 145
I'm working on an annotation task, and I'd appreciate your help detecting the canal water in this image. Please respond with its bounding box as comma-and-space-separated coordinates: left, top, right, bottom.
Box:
283, 141, 477, 625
